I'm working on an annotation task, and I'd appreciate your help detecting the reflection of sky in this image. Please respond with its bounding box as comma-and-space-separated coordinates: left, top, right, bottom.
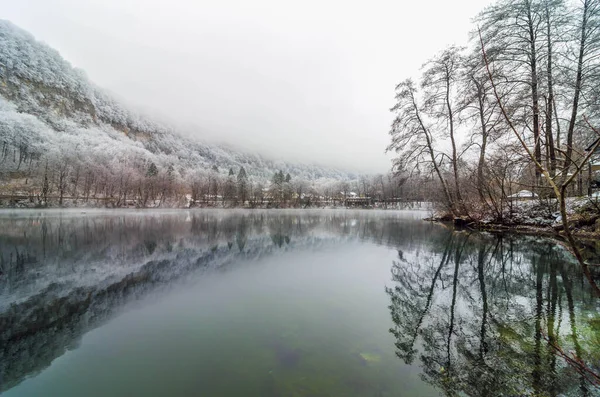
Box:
1, 209, 598, 397
0, 210, 444, 397
0, 209, 429, 310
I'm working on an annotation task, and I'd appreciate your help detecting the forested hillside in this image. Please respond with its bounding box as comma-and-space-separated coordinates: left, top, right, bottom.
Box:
0, 20, 361, 206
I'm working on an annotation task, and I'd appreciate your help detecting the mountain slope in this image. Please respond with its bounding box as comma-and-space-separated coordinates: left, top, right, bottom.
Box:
0, 20, 357, 202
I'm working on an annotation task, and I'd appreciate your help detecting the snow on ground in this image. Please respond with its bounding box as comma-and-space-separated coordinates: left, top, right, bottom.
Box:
481, 196, 598, 227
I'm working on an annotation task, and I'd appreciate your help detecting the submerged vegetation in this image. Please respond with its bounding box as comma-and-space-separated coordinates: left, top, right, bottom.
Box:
388, 230, 600, 395
0, 0, 599, 394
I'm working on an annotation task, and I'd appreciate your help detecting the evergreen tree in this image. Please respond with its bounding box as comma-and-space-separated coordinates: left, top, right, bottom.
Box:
146, 162, 158, 178
209, 165, 220, 204
224, 168, 236, 204
272, 170, 285, 203
237, 167, 248, 205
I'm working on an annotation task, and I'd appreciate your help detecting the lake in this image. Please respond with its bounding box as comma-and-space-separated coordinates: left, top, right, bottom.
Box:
0, 209, 598, 396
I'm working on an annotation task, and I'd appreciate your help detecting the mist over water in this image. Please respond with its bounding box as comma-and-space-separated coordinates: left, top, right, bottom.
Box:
0, 209, 598, 396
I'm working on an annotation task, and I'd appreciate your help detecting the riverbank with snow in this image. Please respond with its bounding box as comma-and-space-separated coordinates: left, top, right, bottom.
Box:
428, 196, 600, 240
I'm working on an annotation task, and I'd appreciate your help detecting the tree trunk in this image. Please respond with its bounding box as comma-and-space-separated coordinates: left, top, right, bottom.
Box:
446, 69, 464, 213
545, 1, 557, 177
564, 0, 589, 179
412, 95, 455, 215
475, 79, 489, 203
527, 2, 542, 185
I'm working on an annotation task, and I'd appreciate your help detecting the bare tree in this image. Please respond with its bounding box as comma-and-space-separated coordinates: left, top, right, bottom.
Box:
388, 79, 456, 215
479, 0, 546, 185
479, 28, 600, 297
422, 46, 466, 212
562, 0, 600, 180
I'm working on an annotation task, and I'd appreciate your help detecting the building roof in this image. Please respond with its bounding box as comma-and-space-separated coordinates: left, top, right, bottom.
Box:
507, 190, 538, 198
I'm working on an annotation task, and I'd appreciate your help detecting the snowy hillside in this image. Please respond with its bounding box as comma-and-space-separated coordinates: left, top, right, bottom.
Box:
0, 20, 357, 192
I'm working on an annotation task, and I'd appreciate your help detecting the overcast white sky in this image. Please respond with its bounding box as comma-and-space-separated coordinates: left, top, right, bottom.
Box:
1, 0, 489, 173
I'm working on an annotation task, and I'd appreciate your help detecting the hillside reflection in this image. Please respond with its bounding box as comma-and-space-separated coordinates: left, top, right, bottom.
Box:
0, 210, 435, 392
0, 210, 598, 396
387, 231, 600, 396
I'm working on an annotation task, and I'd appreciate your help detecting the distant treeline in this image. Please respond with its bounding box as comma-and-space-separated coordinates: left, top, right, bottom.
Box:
0, 153, 436, 208
0, 19, 359, 207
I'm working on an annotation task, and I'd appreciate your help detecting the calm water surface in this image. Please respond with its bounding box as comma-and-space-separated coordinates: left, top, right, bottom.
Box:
0, 209, 598, 396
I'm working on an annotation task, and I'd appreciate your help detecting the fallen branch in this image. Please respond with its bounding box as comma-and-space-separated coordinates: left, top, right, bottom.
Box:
541, 329, 600, 388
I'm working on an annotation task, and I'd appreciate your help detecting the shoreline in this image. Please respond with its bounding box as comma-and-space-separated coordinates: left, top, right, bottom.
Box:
3, 205, 598, 242
0, 207, 432, 215
425, 217, 600, 246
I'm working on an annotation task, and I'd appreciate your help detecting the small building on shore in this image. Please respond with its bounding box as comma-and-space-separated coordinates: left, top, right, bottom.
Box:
507, 190, 538, 200
344, 196, 373, 207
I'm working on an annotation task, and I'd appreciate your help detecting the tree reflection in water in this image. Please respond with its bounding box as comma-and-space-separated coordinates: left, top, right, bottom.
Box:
387, 230, 600, 396
0, 210, 431, 393
0, 210, 598, 396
